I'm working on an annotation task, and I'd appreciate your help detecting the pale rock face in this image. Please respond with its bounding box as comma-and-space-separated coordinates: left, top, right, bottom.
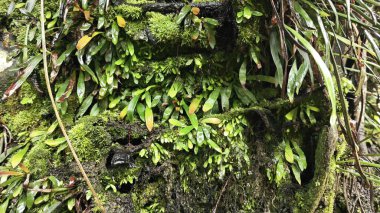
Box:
0, 46, 12, 72
0, 45, 15, 95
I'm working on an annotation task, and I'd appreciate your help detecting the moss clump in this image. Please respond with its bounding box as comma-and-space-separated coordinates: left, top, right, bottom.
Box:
24, 142, 52, 178
68, 116, 112, 162
131, 180, 166, 212
114, 5, 143, 20
1, 84, 50, 132
147, 12, 180, 43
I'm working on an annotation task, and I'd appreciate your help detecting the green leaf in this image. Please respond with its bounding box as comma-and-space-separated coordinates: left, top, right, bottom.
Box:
287, 60, 309, 103
67, 198, 75, 211
169, 119, 186, 127
284, 141, 294, 163
176, 5, 191, 24
10, 143, 30, 168
291, 164, 302, 184
136, 103, 145, 121
220, 87, 232, 111
109, 97, 121, 109
207, 140, 222, 153
168, 79, 182, 98
81, 64, 98, 84
111, 21, 119, 45
275, 158, 285, 185
196, 127, 205, 145
182, 101, 198, 130
127, 40, 134, 56
239, 59, 247, 86
179, 126, 194, 136
269, 29, 283, 87
162, 105, 174, 122
243, 6, 252, 19
202, 87, 221, 112
76, 94, 93, 117
126, 94, 141, 121
77, 71, 85, 103
291, 141, 307, 171
45, 137, 66, 147
286, 25, 337, 125
145, 107, 154, 131
2, 55, 43, 100
0, 198, 10, 213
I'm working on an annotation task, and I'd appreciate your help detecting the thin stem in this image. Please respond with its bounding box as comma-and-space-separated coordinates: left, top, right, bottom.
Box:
39, 0, 105, 212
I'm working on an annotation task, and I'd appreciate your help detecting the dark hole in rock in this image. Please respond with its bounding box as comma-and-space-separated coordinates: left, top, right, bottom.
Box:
106, 151, 136, 168
301, 132, 318, 184
115, 137, 142, 146
118, 182, 135, 194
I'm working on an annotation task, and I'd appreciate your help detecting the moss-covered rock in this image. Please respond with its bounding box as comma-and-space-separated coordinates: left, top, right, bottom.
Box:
68, 116, 112, 163
24, 142, 52, 178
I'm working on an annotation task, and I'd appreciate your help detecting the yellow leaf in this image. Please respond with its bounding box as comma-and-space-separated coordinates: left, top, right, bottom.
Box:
201, 117, 221, 124
76, 32, 101, 50
76, 35, 92, 50
191, 7, 200, 15
145, 107, 154, 131
189, 96, 202, 114
83, 10, 91, 21
116, 16, 126, 28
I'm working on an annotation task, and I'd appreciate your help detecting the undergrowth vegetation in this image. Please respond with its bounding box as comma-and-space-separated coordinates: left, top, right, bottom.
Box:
0, 0, 379, 212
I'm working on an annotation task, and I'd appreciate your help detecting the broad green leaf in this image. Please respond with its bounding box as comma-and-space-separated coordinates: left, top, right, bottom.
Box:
189, 96, 202, 114
243, 6, 252, 19
0, 198, 10, 213
286, 25, 337, 125
220, 87, 232, 111
179, 126, 194, 136
109, 97, 121, 109
285, 107, 298, 121
207, 140, 222, 153
136, 103, 145, 121
77, 71, 85, 103
168, 79, 182, 98
127, 40, 134, 56
176, 5, 191, 24
67, 198, 75, 211
292, 164, 302, 184
275, 158, 285, 185
127, 94, 141, 121
169, 119, 186, 127
45, 138, 66, 147
111, 21, 119, 45
10, 144, 30, 168
162, 105, 174, 122
287, 60, 309, 103
2, 55, 43, 101
34, 195, 49, 205
145, 107, 154, 131
196, 127, 205, 145
239, 59, 247, 86
234, 86, 256, 105
145, 92, 152, 108
202, 87, 221, 112
76, 94, 93, 117
81, 64, 98, 84
90, 103, 100, 116
291, 141, 307, 171
182, 101, 198, 129
269, 29, 283, 87
30, 130, 46, 138
56, 43, 76, 66
284, 141, 294, 163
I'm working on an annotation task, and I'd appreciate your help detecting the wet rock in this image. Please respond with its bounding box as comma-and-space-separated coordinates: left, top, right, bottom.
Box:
0, 45, 15, 96
109, 151, 136, 168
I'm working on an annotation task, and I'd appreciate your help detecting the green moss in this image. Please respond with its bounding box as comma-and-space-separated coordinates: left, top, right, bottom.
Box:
68, 116, 112, 162
24, 142, 52, 178
114, 5, 143, 20
131, 180, 165, 212
147, 12, 180, 43
0, 0, 12, 15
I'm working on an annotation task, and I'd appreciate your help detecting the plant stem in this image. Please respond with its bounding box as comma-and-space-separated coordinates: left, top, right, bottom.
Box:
39, 0, 105, 212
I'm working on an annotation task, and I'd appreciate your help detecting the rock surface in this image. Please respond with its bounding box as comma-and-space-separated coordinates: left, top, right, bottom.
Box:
0, 45, 15, 96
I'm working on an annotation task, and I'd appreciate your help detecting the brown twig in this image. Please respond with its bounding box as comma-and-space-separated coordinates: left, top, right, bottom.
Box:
212, 175, 231, 213
39, 0, 105, 212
